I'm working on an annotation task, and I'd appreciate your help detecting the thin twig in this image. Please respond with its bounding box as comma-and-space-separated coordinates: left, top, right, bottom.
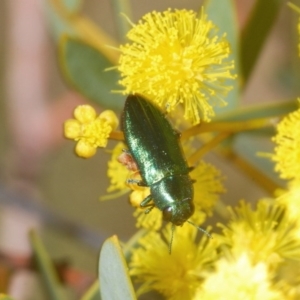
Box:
187, 132, 230, 165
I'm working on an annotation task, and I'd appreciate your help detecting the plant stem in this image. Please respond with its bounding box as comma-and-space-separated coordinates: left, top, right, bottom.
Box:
229, 152, 280, 193
109, 130, 124, 140
181, 116, 275, 141
187, 132, 230, 165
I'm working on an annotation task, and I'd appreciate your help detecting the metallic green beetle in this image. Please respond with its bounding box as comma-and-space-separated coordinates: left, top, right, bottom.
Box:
122, 94, 195, 226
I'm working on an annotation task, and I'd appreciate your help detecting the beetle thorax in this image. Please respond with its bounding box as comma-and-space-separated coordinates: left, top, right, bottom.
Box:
150, 174, 194, 226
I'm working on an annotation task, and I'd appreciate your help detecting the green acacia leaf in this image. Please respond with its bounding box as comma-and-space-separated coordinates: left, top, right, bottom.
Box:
99, 235, 136, 300
203, 0, 240, 114
29, 231, 66, 300
240, 0, 284, 84
60, 37, 125, 111
84, 230, 147, 300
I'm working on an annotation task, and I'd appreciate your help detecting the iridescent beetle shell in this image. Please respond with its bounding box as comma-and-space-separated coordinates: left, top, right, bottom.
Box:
122, 95, 194, 226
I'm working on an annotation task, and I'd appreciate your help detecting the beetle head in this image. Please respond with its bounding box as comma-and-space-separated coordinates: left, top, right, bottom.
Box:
151, 175, 194, 226
163, 198, 195, 226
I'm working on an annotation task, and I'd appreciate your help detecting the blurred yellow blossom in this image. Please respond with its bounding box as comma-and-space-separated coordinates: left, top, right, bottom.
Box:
64, 105, 119, 158
198, 254, 283, 300
129, 224, 217, 300
133, 206, 162, 231
118, 9, 236, 124
106, 142, 129, 192
276, 264, 300, 300
217, 200, 300, 269
272, 106, 300, 181
276, 180, 300, 238
190, 161, 225, 223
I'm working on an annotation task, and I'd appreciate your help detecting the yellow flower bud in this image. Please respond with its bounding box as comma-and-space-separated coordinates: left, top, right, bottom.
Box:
64, 104, 121, 158
75, 139, 97, 158
64, 119, 81, 139
74, 105, 97, 123
99, 110, 119, 130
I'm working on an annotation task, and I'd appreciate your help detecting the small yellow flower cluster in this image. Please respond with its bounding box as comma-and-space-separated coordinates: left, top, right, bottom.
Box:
106, 142, 130, 192
191, 161, 225, 223
271, 106, 300, 238
64, 105, 119, 158
272, 107, 300, 181
198, 254, 283, 300
129, 225, 217, 300
276, 182, 300, 239
118, 9, 236, 124
217, 200, 300, 268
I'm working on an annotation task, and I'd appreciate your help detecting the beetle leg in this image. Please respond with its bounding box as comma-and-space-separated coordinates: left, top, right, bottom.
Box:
137, 180, 147, 187
145, 206, 155, 214
127, 178, 142, 184
140, 194, 155, 213
126, 178, 147, 186
140, 194, 154, 207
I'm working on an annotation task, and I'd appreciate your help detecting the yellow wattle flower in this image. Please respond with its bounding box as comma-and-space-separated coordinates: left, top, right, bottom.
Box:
272, 106, 300, 181
64, 105, 119, 158
133, 205, 162, 231
276, 180, 300, 239
190, 161, 225, 224
106, 142, 129, 192
217, 200, 300, 269
198, 254, 283, 300
118, 9, 236, 125
129, 224, 217, 299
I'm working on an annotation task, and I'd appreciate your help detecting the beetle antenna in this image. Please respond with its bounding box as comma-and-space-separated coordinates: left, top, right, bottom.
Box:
187, 220, 213, 239
169, 224, 175, 254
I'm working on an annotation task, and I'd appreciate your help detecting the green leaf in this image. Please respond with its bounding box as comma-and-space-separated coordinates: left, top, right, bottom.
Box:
29, 231, 66, 300
99, 235, 136, 300
60, 37, 125, 111
203, 0, 240, 113
240, 0, 285, 83
83, 230, 147, 300
45, 0, 120, 61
